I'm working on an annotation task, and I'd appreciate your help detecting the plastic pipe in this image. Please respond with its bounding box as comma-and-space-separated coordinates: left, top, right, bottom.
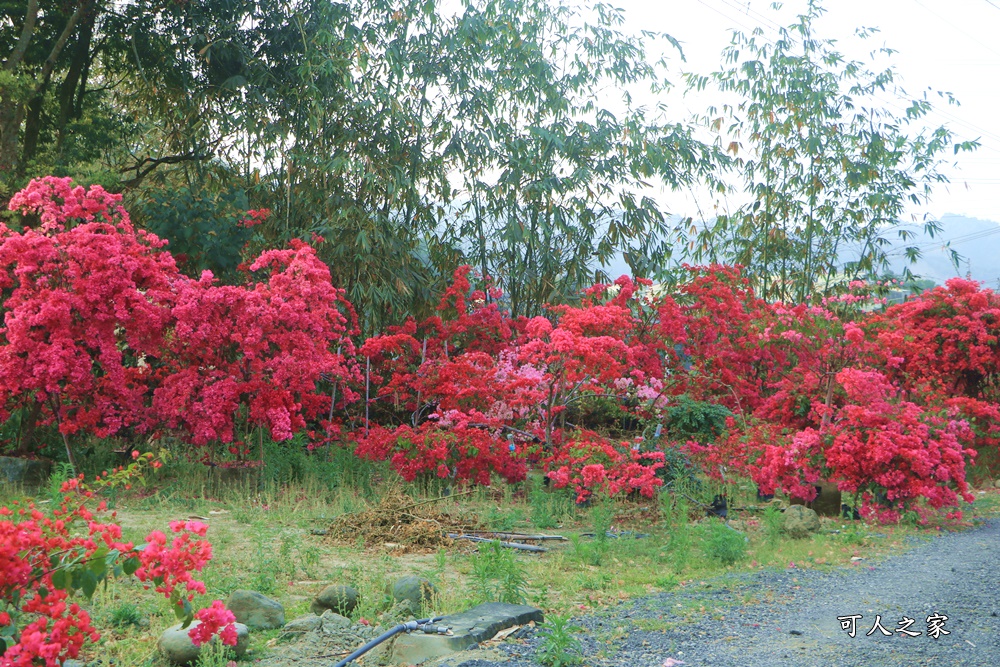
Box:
333, 616, 445, 667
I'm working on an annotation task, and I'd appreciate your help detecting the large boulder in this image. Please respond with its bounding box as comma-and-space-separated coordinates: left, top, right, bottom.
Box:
390, 575, 437, 611
158, 621, 249, 665
311, 584, 359, 615
226, 589, 285, 630
783, 504, 820, 539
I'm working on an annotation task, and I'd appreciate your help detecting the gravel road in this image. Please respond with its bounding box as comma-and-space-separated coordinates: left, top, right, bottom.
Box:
453, 518, 1000, 667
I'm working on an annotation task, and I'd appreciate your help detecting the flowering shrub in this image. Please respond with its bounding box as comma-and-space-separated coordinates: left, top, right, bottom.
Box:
0, 178, 180, 464
746, 370, 976, 521
154, 239, 360, 447
0, 456, 234, 666
543, 430, 665, 503
355, 419, 526, 485
4, 176, 998, 523
0, 177, 359, 461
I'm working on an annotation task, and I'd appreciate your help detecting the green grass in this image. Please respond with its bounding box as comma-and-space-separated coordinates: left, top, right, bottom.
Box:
8, 450, 999, 667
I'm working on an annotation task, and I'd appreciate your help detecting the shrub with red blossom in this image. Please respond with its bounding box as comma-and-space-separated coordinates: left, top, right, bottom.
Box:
543, 430, 665, 503
0, 456, 234, 666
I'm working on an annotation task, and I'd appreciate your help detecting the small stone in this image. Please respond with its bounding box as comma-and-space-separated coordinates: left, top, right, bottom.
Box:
789, 629, 803, 635
320, 609, 353, 633
994, 480, 1000, 489
390, 575, 437, 611
311, 584, 359, 615
157, 621, 249, 665
783, 505, 820, 539
226, 589, 285, 630
282, 613, 322, 634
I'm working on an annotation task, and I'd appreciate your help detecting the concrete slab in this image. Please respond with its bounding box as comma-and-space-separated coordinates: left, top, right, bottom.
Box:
389, 602, 543, 665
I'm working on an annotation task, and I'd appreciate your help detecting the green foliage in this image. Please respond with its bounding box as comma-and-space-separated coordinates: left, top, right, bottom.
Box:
529, 477, 575, 530
107, 601, 143, 629
686, 1, 978, 301
664, 397, 733, 444
45, 462, 76, 504
762, 504, 785, 545
659, 492, 693, 570
469, 541, 528, 605
194, 638, 237, 667
133, 183, 259, 283
247, 528, 283, 595
701, 520, 749, 566
537, 615, 584, 667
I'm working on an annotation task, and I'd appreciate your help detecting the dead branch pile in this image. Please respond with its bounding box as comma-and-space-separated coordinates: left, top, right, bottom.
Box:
326, 488, 478, 551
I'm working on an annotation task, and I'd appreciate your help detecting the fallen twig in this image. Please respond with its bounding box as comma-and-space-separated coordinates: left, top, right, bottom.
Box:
448, 534, 548, 552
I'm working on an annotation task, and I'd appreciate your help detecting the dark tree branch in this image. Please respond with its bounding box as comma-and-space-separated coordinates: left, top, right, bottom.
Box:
119, 151, 213, 189
34, 2, 86, 95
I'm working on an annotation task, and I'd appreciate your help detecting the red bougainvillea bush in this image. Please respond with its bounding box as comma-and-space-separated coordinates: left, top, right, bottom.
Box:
0, 454, 235, 667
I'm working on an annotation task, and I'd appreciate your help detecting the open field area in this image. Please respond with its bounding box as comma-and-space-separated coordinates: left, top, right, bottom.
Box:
4, 453, 999, 667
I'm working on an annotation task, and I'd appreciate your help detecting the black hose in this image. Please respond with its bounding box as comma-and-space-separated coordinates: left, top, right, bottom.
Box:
333, 616, 445, 667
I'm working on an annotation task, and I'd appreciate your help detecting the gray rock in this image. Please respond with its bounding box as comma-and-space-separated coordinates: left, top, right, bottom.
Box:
319, 609, 353, 633
311, 583, 359, 615
282, 613, 322, 635
783, 504, 820, 539
0, 456, 52, 486
226, 589, 285, 630
157, 620, 249, 665
378, 598, 417, 625
390, 602, 543, 665
390, 575, 437, 611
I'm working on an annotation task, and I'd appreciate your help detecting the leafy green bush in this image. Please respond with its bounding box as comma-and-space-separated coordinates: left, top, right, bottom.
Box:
665, 396, 732, 443
701, 520, 748, 566
537, 615, 584, 667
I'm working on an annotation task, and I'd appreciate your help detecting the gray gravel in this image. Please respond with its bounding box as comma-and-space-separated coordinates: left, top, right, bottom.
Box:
451, 518, 1000, 667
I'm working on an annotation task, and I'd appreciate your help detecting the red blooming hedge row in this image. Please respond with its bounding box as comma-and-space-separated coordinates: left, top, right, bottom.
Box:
3, 178, 999, 521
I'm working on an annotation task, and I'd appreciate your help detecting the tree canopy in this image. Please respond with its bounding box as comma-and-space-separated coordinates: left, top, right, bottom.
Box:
0, 0, 976, 325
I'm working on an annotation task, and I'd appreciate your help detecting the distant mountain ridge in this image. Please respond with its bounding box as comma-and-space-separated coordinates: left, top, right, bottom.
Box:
884, 214, 1000, 289
600, 213, 1000, 289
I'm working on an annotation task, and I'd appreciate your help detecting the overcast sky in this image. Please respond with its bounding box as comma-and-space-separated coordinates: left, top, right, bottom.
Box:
608, 0, 1000, 224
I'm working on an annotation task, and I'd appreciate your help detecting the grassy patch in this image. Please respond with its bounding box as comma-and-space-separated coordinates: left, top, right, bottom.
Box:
15, 458, 1000, 667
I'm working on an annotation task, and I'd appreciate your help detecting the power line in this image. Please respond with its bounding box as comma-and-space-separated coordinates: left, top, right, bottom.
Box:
910, 0, 1000, 59
696, 0, 1000, 149
985, 0, 1000, 11
885, 224, 1000, 256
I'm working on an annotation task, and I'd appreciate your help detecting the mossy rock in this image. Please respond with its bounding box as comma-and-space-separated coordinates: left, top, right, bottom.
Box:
389, 576, 437, 611
311, 584, 359, 615
783, 504, 820, 539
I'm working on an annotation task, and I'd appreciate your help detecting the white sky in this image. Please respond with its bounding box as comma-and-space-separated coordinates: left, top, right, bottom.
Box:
609, 0, 1000, 224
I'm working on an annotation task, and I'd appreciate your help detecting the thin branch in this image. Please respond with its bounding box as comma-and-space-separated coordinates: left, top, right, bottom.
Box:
120, 151, 212, 189
4, 0, 39, 72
